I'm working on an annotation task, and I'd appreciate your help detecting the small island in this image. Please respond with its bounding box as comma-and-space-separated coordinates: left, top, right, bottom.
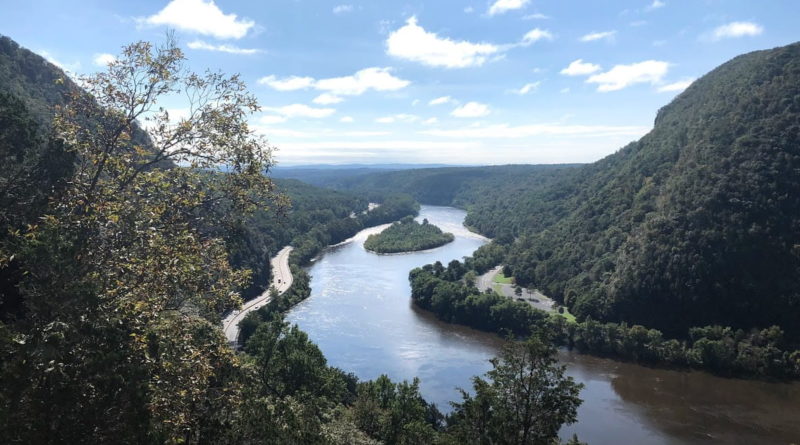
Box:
365, 216, 455, 253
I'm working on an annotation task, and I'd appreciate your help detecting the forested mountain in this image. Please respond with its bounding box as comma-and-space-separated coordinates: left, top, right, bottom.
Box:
0, 35, 78, 124
220, 178, 369, 298
270, 163, 454, 187
320, 164, 576, 208
493, 42, 800, 338
328, 42, 800, 341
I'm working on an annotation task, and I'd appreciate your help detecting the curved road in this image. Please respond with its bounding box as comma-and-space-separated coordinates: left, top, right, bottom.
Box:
222, 246, 294, 345
475, 265, 555, 313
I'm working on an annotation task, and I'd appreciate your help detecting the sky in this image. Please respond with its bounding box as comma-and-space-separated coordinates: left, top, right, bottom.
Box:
1, 1, 798, 166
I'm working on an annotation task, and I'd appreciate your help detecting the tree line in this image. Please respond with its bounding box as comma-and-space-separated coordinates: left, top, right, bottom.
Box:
409, 257, 800, 379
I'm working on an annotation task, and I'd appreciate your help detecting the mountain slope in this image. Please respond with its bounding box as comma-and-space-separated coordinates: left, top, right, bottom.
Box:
484, 42, 800, 337
320, 42, 800, 339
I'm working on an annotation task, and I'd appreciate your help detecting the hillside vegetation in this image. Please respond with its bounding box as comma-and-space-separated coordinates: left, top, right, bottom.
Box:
364, 216, 454, 253
328, 42, 800, 343
0, 36, 589, 444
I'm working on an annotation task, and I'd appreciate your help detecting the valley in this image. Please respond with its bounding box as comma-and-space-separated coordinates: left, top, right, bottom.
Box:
288, 205, 800, 445
2, 3, 800, 442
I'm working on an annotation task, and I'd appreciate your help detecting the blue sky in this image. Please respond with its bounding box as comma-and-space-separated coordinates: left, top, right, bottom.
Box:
2, 0, 798, 165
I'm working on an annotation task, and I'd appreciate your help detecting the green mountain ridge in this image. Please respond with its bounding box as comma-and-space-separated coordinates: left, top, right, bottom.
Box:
326, 41, 800, 340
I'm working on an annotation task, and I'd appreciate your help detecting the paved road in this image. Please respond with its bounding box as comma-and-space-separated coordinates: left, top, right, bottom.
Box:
222, 246, 294, 344
476, 265, 502, 293
475, 265, 555, 313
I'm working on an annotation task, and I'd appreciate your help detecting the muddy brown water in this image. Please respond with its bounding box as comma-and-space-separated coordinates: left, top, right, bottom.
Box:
286, 205, 800, 444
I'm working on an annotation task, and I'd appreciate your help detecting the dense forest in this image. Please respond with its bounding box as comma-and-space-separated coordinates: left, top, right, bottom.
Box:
292, 164, 575, 211
317, 42, 800, 345
227, 183, 418, 299
409, 259, 800, 378
364, 216, 454, 253
0, 36, 589, 444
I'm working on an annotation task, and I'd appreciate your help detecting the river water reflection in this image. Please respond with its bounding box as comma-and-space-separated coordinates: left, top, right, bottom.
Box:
286, 205, 800, 445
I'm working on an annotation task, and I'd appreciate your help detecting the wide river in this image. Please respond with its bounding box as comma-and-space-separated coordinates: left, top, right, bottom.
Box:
286, 205, 800, 444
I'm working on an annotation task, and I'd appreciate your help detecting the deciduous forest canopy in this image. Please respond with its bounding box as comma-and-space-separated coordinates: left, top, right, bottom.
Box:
364, 216, 454, 253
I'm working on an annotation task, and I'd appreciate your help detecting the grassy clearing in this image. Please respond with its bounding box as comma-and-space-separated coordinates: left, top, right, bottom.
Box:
556, 307, 577, 323
493, 271, 513, 284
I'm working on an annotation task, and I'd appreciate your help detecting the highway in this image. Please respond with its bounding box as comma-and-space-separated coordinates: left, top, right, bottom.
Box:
222, 246, 294, 345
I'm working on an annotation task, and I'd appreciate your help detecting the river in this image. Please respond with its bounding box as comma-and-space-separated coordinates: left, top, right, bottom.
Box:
285, 205, 800, 445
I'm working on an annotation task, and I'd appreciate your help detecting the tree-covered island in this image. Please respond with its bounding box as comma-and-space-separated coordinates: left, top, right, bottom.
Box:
364, 216, 454, 253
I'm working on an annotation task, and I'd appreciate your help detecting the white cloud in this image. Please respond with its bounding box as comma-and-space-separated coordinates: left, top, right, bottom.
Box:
93, 53, 116, 66
560, 59, 602, 76
260, 68, 409, 97
423, 117, 438, 125
258, 75, 315, 91
523, 13, 550, 20
340, 116, 354, 123
580, 30, 617, 42
375, 114, 419, 124
259, 115, 288, 125
521, 28, 554, 45
464, 6, 474, 13
313, 93, 344, 105
451, 102, 490, 118
488, 0, 529, 16
710, 21, 763, 41
429, 96, 454, 106
338, 131, 390, 137
333, 4, 353, 14
647, 0, 665, 10
314, 67, 410, 95
657, 78, 695, 92
264, 104, 336, 119
512, 81, 541, 95
386, 16, 501, 68
422, 123, 648, 139
187, 40, 260, 55
587, 60, 669, 92
560, 87, 571, 93
141, 0, 254, 39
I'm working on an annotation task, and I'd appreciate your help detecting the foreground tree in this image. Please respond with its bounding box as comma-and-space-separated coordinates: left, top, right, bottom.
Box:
0, 36, 281, 443
447, 336, 584, 445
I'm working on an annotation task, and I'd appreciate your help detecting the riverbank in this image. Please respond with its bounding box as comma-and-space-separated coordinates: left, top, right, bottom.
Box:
285, 205, 800, 445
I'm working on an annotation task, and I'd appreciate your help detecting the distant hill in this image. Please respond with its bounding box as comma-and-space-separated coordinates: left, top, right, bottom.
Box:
308, 164, 580, 207
270, 163, 461, 187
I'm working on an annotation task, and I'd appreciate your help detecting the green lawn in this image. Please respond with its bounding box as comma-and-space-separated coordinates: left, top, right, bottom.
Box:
493, 271, 513, 284
557, 307, 577, 324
